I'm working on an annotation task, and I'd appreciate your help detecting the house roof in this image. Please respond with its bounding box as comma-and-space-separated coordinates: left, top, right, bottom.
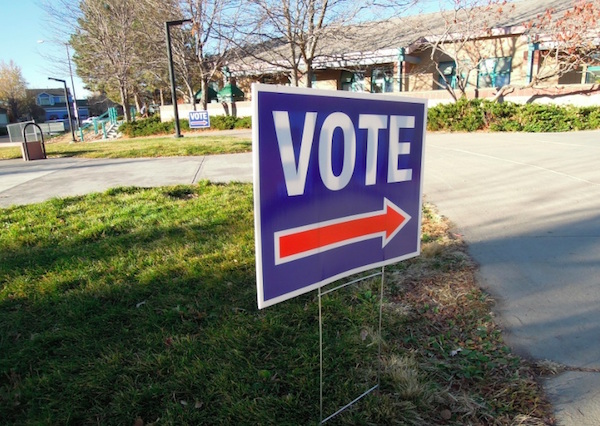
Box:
229, 0, 590, 74
26, 88, 89, 106
27, 88, 70, 98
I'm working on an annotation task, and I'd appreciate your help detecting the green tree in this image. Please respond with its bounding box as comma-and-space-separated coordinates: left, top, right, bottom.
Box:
71, 0, 144, 122
0, 60, 28, 122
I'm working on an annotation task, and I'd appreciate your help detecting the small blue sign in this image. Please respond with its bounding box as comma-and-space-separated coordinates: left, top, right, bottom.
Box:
253, 84, 427, 309
189, 110, 210, 128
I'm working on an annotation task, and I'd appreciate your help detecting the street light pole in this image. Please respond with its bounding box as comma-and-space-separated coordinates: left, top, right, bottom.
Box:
37, 40, 80, 128
48, 77, 76, 142
65, 44, 80, 128
165, 19, 192, 138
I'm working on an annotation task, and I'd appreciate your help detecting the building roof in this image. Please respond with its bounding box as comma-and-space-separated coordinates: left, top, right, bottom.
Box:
229, 0, 591, 74
27, 88, 70, 98
26, 88, 89, 106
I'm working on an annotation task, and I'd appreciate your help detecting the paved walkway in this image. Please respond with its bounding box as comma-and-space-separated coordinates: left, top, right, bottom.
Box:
423, 131, 600, 426
0, 153, 252, 208
2, 131, 600, 425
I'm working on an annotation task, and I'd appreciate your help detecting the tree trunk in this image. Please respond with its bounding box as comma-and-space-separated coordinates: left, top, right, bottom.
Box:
189, 87, 197, 111
305, 59, 313, 88
290, 68, 300, 87
134, 91, 142, 114
200, 78, 208, 111
119, 83, 131, 122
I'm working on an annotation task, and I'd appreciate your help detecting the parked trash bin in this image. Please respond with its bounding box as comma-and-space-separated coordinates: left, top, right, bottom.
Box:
21, 123, 46, 161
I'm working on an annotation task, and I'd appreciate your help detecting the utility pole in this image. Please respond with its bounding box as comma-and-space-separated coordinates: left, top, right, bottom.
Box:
165, 19, 192, 138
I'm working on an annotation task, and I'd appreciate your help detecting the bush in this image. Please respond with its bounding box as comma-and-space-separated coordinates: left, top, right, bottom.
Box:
575, 107, 600, 130
482, 100, 521, 131
427, 100, 600, 133
517, 103, 577, 132
119, 115, 170, 137
210, 115, 238, 130
427, 98, 484, 132
119, 116, 194, 137
234, 116, 252, 129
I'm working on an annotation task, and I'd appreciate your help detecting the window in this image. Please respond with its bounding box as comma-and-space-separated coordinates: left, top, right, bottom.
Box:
437, 61, 457, 89
38, 94, 51, 106
341, 71, 365, 92
585, 66, 600, 84
478, 57, 512, 88
371, 67, 394, 93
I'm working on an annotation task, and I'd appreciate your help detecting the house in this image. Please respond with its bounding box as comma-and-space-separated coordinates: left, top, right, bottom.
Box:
228, 0, 600, 105
26, 89, 90, 126
0, 107, 8, 130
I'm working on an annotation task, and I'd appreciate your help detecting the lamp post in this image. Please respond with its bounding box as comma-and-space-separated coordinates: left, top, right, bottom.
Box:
165, 19, 192, 138
64, 44, 80, 128
38, 40, 80, 127
48, 77, 76, 142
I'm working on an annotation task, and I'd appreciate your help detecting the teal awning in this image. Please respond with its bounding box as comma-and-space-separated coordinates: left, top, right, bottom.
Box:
195, 88, 218, 102
217, 84, 245, 102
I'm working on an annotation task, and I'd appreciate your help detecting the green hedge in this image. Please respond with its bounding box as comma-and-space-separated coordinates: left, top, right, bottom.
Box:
119, 102, 600, 137
428, 99, 600, 132
118, 114, 251, 138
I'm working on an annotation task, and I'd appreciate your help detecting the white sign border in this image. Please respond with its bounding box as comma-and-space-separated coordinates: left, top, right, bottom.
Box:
252, 83, 428, 309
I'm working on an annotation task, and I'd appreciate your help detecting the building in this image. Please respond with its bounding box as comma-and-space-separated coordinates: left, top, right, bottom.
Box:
0, 107, 8, 130
26, 89, 90, 126
228, 0, 600, 105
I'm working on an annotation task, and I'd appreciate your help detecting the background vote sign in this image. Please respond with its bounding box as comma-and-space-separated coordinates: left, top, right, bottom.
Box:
253, 84, 427, 309
188, 110, 210, 128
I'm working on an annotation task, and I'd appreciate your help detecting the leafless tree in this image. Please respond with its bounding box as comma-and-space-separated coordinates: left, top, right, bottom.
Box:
408, 0, 515, 101
181, 0, 244, 110
506, 0, 600, 96
406, 0, 600, 101
235, 0, 379, 87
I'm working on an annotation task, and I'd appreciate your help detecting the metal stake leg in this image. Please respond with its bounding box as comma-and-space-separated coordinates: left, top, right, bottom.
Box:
318, 267, 385, 424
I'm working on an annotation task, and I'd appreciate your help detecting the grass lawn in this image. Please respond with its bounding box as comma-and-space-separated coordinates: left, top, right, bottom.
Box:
0, 133, 251, 160
0, 183, 553, 425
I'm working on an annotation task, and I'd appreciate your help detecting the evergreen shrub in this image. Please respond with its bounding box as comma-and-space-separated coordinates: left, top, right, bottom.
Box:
427, 100, 600, 133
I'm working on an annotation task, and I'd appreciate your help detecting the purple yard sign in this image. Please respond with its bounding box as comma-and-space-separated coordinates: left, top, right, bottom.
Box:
253, 84, 427, 309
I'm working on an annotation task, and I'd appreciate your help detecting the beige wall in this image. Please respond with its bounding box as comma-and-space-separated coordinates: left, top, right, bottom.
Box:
404, 35, 530, 91
160, 101, 253, 122
388, 84, 600, 107
312, 69, 341, 90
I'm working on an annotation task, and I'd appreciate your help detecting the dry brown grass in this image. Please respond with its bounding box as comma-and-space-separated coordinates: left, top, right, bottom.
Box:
371, 203, 556, 425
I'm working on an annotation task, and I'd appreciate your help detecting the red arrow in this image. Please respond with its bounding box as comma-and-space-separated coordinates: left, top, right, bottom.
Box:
274, 198, 410, 265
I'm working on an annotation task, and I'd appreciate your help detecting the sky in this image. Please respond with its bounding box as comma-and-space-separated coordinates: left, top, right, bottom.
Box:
0, 0, 89, 99
0, 0, 509, 102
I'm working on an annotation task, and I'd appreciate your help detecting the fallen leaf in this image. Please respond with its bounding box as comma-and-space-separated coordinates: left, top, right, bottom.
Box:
360, 329, 369, 341
440, 409, 452, 420
450, 348, 462, 357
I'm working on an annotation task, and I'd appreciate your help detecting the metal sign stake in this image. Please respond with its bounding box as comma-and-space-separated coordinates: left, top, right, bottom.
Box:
319, 266, 385, 424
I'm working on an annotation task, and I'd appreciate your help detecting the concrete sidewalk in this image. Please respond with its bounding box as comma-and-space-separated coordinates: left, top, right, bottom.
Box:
424, 130, 600, 426
0, 153, 252, 208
